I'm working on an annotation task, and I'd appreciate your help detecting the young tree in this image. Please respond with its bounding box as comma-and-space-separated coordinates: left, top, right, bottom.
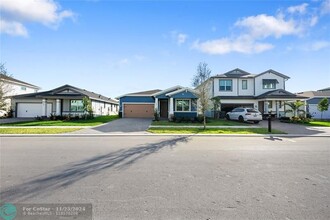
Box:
192, 62, 212, 129
82, 96, 93, 119
317, 97, 329, 120
211, 96, 221, 119
0, 63, 11, 110
285, 100, 305, 117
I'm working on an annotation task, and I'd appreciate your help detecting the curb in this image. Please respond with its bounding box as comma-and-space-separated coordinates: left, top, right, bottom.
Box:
1, 134, 330, 137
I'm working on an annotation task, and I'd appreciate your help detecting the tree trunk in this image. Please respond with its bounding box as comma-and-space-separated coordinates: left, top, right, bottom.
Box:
203, 115, 206, 130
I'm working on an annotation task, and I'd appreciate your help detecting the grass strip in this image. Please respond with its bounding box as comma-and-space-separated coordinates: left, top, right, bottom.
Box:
0, 128, 81, 134
0, 115, 119, 127
307, 121, 330, 127
152, 119, 249, 127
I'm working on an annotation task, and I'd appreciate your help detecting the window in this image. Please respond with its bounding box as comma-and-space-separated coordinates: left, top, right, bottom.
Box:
70, 100, 84, 112
219, 80, 232, 91
176, 100, 190, 112
21, 86, 26, 91
268, 101, 273, 108
263, 79, 277, 89
242, 80, 247, 90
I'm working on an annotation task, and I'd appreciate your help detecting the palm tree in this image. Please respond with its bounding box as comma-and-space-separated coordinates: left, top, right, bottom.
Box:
285, 100, 305, 117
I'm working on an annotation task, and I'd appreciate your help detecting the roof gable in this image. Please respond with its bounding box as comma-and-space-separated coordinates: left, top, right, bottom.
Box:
214, 68, 254, 78
12, 84, 118, 104
256, 69, 290, 79
166, 87, 198, 98
257, 89, 305, 99
153, 85, 183, 98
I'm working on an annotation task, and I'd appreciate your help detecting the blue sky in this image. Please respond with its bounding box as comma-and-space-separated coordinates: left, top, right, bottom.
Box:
1, 0, 329, 99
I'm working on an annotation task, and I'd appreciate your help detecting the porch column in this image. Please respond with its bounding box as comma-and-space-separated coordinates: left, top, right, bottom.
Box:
276, 101, 280, 118
169, 97, 174, 119
264, 101, 268, 114
154, 98, 158, 112
41, 99, 47, 117
56, 99, 61, 115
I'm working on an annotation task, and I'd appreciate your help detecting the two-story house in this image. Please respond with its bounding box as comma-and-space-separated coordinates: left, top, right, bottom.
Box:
0, 74, 40, 110
207, 68, 304, 118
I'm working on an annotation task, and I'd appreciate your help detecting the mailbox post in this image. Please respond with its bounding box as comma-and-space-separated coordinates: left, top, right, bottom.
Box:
268, 111, 272, 133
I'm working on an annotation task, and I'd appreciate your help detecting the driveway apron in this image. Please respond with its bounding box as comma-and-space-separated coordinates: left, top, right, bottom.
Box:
72, 118, 152, 134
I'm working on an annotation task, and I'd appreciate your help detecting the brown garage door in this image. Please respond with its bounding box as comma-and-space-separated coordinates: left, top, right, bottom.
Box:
124, 104, 154, 118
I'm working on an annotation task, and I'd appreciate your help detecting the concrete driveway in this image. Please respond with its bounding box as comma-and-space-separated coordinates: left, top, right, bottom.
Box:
259, 119, 330, 136
0, 117, 35, 124
74, 118, 153, 134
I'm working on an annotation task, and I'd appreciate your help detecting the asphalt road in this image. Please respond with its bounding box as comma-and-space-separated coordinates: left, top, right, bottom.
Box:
1, 136, 329, 220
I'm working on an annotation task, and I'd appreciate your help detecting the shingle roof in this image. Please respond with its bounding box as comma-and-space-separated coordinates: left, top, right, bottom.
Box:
12, 84, 118, 104
212, 68, 290, 79
127, 89, 162, 96
0, 74, 40, 89
297, 90, 330, 98
257, 89, 305, 99
213, 68, 255, 78
318, 87, 330, 92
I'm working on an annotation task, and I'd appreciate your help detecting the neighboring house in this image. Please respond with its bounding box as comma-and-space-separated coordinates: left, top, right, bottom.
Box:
297, 87, 330, 119
117, 86, 198, 119
11, 84, 118, 118
205, 68, 305, 118
0, 74, 40, 110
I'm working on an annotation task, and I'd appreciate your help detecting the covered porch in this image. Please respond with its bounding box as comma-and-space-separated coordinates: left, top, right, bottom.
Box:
256, 89, 307, 118
154, 88, 199, 120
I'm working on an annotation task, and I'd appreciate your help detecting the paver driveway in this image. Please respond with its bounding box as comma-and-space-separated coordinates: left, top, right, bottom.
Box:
73, 118, 152, 134
259, 119, 330, 136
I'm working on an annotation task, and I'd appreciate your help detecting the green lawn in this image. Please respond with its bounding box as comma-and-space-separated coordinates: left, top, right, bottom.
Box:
307, 121, 330, 127
151, 119, 248, 126
148, 127, 286, 134
0, 128, 81, 134
0, 115, 119, 127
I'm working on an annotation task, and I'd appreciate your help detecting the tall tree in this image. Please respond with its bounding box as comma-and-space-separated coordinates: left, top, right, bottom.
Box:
0, 63, 11, 110
285, 100, 305, 117
317, 97, 329, 120
192, 62, 212, 129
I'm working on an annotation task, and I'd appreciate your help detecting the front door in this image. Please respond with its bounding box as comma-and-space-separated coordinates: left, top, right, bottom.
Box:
258, 101, 264, 114
160, 100, 168, 118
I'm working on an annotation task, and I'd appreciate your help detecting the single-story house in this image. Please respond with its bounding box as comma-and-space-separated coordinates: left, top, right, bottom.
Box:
11, 84, 118, 118
117, 85, 198, 119
297, 87, 330, 119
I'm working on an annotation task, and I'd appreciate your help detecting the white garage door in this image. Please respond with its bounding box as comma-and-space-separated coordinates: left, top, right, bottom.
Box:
309, 104, 330, 119
17, 103, 52, 118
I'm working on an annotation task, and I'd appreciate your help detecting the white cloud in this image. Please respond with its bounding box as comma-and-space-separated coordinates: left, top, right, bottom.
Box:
306, 40, 330, 51
192, 36, 274, 55
0, 0, 74, 37
321, 0, 330, 14
310, 15, 319, 26
235, 14, 303, 39
134, 55, 146, 61
177, 33, 188, 45
0, 19, 28, 37
170, 31, 188, 45
287, 3, 309, 14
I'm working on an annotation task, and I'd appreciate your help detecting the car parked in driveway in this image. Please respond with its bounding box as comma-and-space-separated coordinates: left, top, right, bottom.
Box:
0, 110, 8, 118
226, 107, 262, 124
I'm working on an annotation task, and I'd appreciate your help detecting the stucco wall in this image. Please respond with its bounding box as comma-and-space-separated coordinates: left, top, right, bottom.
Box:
255, 72, 285, 96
